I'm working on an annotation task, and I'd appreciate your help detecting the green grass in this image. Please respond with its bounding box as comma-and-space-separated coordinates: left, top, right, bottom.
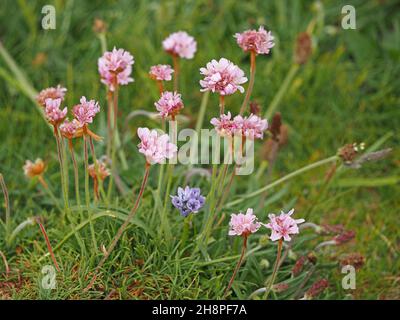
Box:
0, 0, 399, 299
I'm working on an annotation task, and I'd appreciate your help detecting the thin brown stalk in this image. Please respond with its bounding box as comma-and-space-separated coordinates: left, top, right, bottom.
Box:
0, 174, 11, 239
0, 250, 10, 276
239, 51, 256, 115
173, 55, 179, 91
36, 217, 61, 272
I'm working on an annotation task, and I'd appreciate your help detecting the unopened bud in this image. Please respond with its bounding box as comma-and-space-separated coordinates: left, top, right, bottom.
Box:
294, 32, 312, 65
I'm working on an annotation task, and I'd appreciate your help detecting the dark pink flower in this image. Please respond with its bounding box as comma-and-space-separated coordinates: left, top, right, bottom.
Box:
44, 98, 67, 126
234, 26, 275, 55
72, 96, 100, 127
264, 209, 305, 242
200, 58, 247, 96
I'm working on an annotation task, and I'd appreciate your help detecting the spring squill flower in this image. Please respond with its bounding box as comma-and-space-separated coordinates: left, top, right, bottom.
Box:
264, 208, 305, 242
234, 26, 275, 55
98, 47, 134, 91
224, 208, 260, 298
200, 58, 247, 96
162, 31, 197, 59
137, 127, 177, 165
155, 91, 184, 119
37, 85, 67, 107
149, 64, 174, 81
171, 186, 205, 217
44, 98, 67, 126
234, 114, 268, 139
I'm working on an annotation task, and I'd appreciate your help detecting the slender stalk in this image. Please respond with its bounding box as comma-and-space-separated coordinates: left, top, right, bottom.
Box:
225, 155, 338, 208
264, 64, 299, 119
239, 51, 256, 115
68, 139, 82, 217
173, 55, 179, 91
107, 84, 119, 200
219, 95, 225, 115
223, 236, 248, 298
0, 250, 10, 276
180, 213, 193, 249
36, 218, 61, 272
0, 174, 11, 241
106, 91, 113, 159
53, 126, 69, 218
157, 80, 164, 95
195, 91, 210, 134
84, 164, 151, 291
264, 239, 283, 299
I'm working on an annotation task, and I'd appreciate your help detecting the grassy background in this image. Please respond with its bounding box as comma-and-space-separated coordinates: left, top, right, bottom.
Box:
0, 0, 399, 299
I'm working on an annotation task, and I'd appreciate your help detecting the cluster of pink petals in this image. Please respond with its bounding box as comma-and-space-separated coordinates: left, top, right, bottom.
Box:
162, 31, 197, 59
60, 118, 81, 139
200, 58, 247, 96
137, 127, 177, 164
44, 98, 67, 126
229, 208, 261, 237
264, 209, 305, 242
154, 91, 184, 118
234, 114, 268, 139
149, 64, 174, 81
37, 85, 67, 107
88, 160, 111, 181
72, 96, 100, 127
98, 47, 134, 91
234, 26, 275, 55
210, 112, 238, 137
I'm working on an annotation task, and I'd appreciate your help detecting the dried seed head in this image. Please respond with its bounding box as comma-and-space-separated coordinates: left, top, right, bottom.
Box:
339, 253, 365, 270
269, 112, 282, 140
334, 230, 356, 245
338, 143, 359, 163
307, 252, 317, 265
272, 282, 290, 293
294, 32, 312, 64
292, 256, 306, 276
304, 279, 329, 299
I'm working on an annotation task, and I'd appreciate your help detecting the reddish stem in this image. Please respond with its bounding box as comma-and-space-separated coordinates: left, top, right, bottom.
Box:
173, 55, 179, 91
219, 95, 225, 115
239, 51, 256, 115
36, 218, 61, 272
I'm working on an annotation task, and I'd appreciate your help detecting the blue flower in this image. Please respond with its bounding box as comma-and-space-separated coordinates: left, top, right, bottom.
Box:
171, 186, 205, 217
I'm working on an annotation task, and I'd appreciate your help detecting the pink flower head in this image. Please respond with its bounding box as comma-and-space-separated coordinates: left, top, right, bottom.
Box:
60, 118, 81, 139
200, 58, 247, 96
137, 127, 178, 164
154, 91, 184, 118
234, 114, 268, 139
264, 209, 305, 242
162, 31, 197, 59
234, 26, 275, 55
228, 208, 261, 237
72, 96, 100, 127
149, 64, 174, 81
37, 85, 67, 107
98, 47, 134, 91
210, 112, 238, 137
44, 98, 67, 126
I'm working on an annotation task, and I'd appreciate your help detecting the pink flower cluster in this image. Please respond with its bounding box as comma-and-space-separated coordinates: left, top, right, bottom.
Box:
234, 26, 275, 55
228, 208, 261, 237
264, 209, 305, 242
137, 127, 177, 164
211, 113, 268, 139
37, 85, 67, 107
155, 91, 184, 118
200, 58, 247, 96
44, 98, 67, 126
72, 96, 100, 127
149, 64, 174, 81
98, 47, 134, 91
60, 118, 80, 139
162, 31, 197, 59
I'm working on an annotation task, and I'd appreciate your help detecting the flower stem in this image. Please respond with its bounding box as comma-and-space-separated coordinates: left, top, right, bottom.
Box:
219, 95, 225, 115
173, 55, 179, 91
84, 163, 151, 291
54, 126, 69, 219
68, 139, 82, 218
195, 91, 210, 134
180, 213, 193, 249
36, 217, 61, 272
107, 84, 119, 200
239, 51, 256, 115
0, 174, 11, 242
224, 236, 248, 298
264, 238, 283, 299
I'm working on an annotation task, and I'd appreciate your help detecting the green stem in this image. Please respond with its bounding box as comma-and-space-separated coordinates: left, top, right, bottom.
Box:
264, 64, 299, 119
225, 155, 338, 208
195, 91, 210, 134
54, 126, 69, 219
0, 174, 11, 241
68, 140, 82, 218
239, 51, 256, 115
264, 239, 283, 299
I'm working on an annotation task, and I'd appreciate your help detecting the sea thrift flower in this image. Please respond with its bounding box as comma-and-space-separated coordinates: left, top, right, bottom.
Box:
264, 209, 305, 242
162, 31, 197, 59
37, 85, 67, 107
200, 58, 247, 95
234, 114, 268, 139
234, 26, 275, 55
72, 96, 100, 127
210, 112, 238, 137
98, 47, 134, 91
137, 127, 177, 164
23, 158, 46, 178
44, 98, 67, 126
228, 208, 261, 237
171, 186, 205, 217
60, 118, 81, 139
149, 64, 174, 81
154, 91, 184, 118
88, 160, 111, 181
